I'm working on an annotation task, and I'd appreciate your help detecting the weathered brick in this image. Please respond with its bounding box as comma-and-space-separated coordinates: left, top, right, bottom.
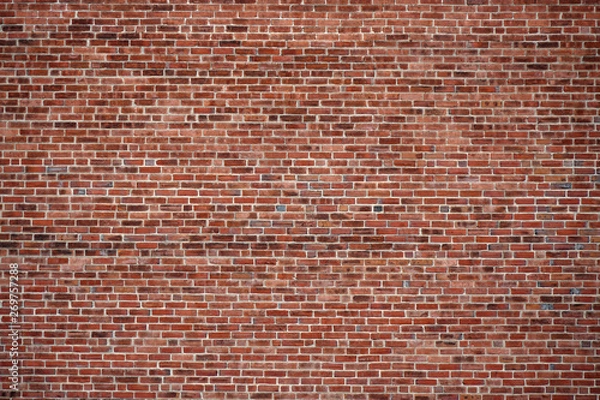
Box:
1, 0, 599, 398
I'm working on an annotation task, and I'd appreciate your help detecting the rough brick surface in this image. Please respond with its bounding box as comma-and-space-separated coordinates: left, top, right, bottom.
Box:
1, 0, 599, 399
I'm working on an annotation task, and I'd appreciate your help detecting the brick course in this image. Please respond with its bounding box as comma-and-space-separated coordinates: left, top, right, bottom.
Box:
1, 0, 599, 398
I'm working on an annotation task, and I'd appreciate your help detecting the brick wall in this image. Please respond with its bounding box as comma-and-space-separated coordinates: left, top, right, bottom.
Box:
1, 0, 599, 398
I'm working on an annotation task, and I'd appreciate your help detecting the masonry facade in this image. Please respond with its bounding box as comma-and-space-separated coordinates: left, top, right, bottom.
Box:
1, 0, 599, 399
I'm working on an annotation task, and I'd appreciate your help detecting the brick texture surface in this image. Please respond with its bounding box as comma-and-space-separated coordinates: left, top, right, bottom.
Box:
1, 0, 600, 399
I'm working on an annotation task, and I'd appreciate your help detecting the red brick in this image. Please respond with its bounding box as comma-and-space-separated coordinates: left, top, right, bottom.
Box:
1, 0, 599, 398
